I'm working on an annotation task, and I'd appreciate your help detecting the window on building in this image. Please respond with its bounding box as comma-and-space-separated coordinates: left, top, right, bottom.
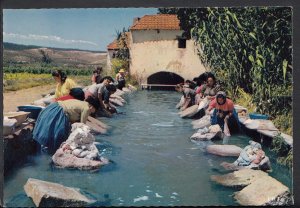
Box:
178, 38, 186, 48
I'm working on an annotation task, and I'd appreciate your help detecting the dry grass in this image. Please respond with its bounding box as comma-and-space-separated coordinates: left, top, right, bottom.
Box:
4, 73, 91, 92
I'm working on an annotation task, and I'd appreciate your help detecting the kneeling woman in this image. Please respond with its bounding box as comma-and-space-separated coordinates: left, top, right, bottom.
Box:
33, 96, 99, 153
206, 91, 240, 135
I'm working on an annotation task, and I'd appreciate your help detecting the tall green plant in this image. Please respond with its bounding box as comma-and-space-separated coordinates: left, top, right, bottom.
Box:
160, 7, 292, 117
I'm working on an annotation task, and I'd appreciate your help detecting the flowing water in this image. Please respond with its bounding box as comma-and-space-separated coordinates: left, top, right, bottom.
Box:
4, 90, 292, 206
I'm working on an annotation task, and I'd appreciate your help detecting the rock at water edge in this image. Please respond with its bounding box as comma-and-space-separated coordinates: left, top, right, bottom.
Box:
52, 149, 105, 170
206, 145, 242, 157
234, 176, 291, 206
211, 169, 268, 187
180, 105, 199, 118
24, 178, 95, 207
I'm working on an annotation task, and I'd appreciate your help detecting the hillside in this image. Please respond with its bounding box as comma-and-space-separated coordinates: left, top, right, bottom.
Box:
3, 42, 107, 67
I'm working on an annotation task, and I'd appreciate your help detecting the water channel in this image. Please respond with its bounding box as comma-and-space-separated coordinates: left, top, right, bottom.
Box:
4, 90, 292, 206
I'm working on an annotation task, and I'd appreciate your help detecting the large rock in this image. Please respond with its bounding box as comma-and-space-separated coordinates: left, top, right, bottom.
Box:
211, 169, 268, 187
191, 115, 211, 129
52, 148, 108, 170
109, 97, 124, 106
24, 178, 95, 207
244, 119, 278, 131
114, 89, 125, 97
234, 176, 291, 206
206, 145, 242, 157
179, 104, 199, 118
110, 94, 126, 103
122, 87, 131, 92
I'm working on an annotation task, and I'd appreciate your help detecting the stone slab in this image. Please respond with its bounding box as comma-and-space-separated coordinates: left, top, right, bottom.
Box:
24, 178, 95, 207
52, 149, 105, 170
179, 104, 199, 118
211, 169, 268, 187
206, 145, 242, 157
234, 176, 290, 206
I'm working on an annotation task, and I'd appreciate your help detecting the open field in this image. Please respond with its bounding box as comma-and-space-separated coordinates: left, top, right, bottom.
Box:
4, 42, 107, 66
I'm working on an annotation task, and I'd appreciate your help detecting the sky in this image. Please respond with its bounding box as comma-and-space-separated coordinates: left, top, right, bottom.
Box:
3, 8, 158, 51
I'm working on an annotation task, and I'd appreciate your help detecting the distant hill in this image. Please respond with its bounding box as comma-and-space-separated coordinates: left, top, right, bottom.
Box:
3, 42, 106, 53
3, 42, 107, 67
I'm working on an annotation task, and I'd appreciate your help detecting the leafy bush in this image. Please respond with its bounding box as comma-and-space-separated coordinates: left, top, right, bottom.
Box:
270, 134, 292, 168
161, 7, 292, 118
111, 58, 129, 75
271, 134, 289, 155
273, 112, 293, 135
277, 148, 293, 169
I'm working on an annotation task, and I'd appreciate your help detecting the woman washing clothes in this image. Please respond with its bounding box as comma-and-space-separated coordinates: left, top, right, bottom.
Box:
194, 72, 208, 105
33, 96, 99, 153
103, 84, 118, 114
91, 67, 103, 84
206, 91, 240, 135
84, 76, 115, 117
52, 70, 77, 101
116, 68, 126, 90
180, 80, 196, 111
200, 72, 221, 101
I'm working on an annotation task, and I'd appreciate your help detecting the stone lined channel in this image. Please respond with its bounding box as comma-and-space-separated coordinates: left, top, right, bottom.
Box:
4, 90, 292, 206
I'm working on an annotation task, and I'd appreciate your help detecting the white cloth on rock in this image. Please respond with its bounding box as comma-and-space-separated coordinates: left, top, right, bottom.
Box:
190, 124, 222, 140
53, 123, 106, 169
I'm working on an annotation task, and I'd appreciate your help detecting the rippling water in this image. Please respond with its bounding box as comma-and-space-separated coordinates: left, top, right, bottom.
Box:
4, 91, 292, 206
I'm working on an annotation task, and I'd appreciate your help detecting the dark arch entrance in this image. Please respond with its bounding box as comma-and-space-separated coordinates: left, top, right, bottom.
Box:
147, 71, 184, 90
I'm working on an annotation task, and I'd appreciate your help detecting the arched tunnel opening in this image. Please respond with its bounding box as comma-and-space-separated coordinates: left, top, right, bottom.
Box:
146, 71, 184, 90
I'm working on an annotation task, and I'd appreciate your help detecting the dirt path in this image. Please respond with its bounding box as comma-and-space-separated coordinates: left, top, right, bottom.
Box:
3, 84, 56, 112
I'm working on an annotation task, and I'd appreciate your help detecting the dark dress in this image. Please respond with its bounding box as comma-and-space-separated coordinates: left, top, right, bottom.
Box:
32, 102, 70, 152
117, 74, 126, 90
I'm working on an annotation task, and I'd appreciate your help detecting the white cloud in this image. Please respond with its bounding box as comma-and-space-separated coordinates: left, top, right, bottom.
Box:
3, 32, 98, 46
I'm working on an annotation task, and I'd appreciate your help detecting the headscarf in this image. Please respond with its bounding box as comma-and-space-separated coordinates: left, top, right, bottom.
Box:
216, 91, 227, 105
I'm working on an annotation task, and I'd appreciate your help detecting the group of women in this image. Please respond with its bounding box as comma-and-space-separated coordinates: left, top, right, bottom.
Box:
176, 72, 240, 135
33, 68, 127, 153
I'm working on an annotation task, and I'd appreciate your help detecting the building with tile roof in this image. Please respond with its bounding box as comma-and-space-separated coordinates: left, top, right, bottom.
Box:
107, 14, 206, 86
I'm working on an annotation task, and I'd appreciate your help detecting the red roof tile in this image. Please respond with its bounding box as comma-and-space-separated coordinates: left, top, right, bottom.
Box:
107, 40, 119, 50
130, 14, 180, 30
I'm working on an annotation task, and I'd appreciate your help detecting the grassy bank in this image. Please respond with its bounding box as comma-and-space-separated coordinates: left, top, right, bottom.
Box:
4, 73, 91, 92
232, 87, 292, 136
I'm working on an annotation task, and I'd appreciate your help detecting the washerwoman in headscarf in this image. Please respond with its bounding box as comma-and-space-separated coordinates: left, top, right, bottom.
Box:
206, 91, 240, 134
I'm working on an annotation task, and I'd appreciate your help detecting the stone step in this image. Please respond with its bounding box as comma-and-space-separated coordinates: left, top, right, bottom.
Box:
211, 169, 268, 187
234, 175, 291, 206
206, 144, 242, 157
24, 178, 96, 207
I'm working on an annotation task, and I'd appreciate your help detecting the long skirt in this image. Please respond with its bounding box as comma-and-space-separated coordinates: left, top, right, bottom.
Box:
33, 102, 70, 152
211, 108, 240, 134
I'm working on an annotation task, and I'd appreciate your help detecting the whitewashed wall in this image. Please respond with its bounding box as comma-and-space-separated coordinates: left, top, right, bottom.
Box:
129, 30, 207, 83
